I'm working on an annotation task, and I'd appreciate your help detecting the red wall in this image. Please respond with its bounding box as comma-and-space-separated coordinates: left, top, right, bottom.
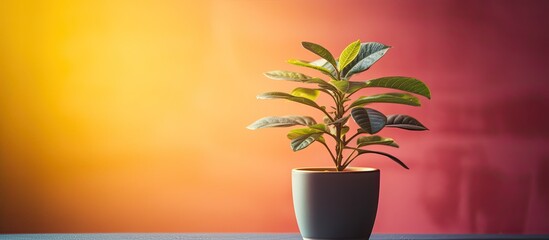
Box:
1, 0, 548, 233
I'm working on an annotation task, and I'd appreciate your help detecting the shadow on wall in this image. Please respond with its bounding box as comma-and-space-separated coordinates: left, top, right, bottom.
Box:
434, 96, 549, 138
418, 1, 549, 231
421, 96, 549, 233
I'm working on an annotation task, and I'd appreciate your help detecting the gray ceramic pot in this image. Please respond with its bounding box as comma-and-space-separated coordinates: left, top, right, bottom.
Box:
292, 167, 380, 240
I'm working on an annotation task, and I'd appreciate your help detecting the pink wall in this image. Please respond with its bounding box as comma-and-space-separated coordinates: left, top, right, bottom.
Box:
1, 0, 548, 233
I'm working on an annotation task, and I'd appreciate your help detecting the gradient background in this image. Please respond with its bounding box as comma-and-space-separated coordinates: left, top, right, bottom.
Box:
1, 0, 549, 234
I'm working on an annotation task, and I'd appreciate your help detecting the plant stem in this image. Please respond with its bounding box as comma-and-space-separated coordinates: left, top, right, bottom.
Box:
333, 91, 346, 171
335, 123, 342, 169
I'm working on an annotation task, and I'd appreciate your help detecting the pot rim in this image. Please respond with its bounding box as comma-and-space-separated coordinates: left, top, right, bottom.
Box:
292, 167, 379, 173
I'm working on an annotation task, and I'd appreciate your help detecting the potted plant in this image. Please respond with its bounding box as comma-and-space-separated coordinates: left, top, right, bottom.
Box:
247, 40, 431, 240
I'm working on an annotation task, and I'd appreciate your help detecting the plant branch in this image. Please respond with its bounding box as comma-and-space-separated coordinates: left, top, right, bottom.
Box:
327, 90, 338, 105
342, 148, 358, 168
319, 129, 339, 142
342, 157, 355, 169
319, 140, 337, 165
342, 105, 350, 116
342, 147, 363, 169
345, 131, 362, 145
319, 107, 335, 122
346, 88, 361, 99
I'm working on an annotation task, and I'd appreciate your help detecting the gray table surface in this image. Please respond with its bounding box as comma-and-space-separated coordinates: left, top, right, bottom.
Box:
1, 234, 548, 240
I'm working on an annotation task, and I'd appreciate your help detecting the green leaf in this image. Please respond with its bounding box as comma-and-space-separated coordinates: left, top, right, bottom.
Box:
287, 126, 325, 140
246, 116, 317, 130
257, 92, 321, 110
349, 93, 420, 108
354, 149, 409, 169
302, 42, 338, 69
263, 70, 337, 93
291, 133, 323, 151
310, 58, 338, 78
264, 70, 312, 81
288, 59, 336, 78
330, 80, 350, 93
386, 114, 428, 131
364, 77, 431, 99
343, 42, 391, 79
303, 78, 339, 93
351, 108, 387, 134
291, 87, 320, 101
338, 40, 361, 72
309, 124, 327, 132
329, 115, 350, 126
341, 126, 350, 136
321, 80, 368, 94
316, 135, 326, 144
357, 135, 399, 148
346, 81, 368, 93
327, 124, 348, 136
